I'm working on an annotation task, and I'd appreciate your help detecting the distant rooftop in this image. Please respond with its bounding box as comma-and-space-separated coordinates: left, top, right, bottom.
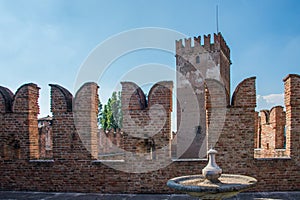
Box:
38, 115, 52, 121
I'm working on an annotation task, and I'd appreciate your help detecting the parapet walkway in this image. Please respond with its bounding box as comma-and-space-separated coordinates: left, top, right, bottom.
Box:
0, 191, 299, 200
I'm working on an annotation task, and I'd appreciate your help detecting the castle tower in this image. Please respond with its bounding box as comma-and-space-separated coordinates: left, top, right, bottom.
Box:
176, 33, 231, 158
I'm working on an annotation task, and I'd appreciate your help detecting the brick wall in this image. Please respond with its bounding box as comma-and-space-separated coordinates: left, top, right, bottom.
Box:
0, 84, 40, 160
120, 81, 173, 172
254, 106, 287, 158
0, 75, 299, 193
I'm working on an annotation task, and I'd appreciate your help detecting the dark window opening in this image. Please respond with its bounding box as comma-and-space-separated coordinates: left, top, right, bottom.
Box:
196, 56, 200, 63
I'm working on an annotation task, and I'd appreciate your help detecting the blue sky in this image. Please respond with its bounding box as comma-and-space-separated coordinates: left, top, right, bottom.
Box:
0, 0, 299, 120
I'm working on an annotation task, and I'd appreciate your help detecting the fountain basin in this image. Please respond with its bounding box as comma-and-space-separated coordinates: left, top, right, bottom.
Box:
167, 174, 257, 200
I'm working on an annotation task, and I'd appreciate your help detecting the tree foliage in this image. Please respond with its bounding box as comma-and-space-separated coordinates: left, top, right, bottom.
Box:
98, 91, 122, 131
97, 101, 103, 127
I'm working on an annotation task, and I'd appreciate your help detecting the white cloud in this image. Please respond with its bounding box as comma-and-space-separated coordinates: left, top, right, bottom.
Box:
262, 94, 284, 104
256, 93, 284, 111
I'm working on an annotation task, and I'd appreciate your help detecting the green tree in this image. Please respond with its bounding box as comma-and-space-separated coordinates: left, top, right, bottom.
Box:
101, 105, 109, 131
109, 91, 122, 131
97, 101, 103, 127
98, 91, 122, 131
117, 91, 123, 129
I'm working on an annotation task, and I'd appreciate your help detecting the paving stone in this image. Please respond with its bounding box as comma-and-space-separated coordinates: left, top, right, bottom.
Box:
169, 194, 198, 200
129, 194, 170, 200
0, 191, 300, 200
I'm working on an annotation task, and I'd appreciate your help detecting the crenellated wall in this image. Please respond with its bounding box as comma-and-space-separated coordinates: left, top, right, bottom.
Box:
121, 81, 173, 160
0, 84, 40, 160
49, 82, 99, 161
176, 33, 231, 98
0, 75, 299, 193
175, 33, 230, 61
254, 106, 286, 158
284, 74, 300, 162
254, 75, 300, 160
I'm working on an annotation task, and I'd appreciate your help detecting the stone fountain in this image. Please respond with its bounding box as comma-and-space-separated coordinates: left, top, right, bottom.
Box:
167, 149, 257, 200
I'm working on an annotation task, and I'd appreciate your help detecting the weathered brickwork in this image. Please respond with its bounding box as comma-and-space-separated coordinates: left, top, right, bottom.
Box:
49, 82, 99, 161
0, 32, 299, 193
0, 84, 40, 161
98, 129, 125, 160
121, 81, 173, 164
254, 106, 287, 158
254, 75, 300, 160
0, 74, 299, 193
284, 74, 300, 163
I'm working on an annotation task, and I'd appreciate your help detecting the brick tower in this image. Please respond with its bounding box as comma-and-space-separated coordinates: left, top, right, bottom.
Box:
175, 33, 231, 158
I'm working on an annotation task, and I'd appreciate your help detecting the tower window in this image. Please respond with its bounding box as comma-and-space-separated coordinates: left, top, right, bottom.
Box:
196, 56, 200, 63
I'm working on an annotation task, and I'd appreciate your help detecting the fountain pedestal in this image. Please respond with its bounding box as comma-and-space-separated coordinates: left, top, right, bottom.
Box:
167, 149, 257, 200
202, 149, 222, 183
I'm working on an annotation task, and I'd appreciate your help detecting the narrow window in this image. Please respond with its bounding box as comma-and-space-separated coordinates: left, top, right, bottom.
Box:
196, 56, 200, 63
283, 126, 287, 148
258, 126, 262, 148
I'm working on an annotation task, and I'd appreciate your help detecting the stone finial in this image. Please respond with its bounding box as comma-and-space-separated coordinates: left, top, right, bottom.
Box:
202, 148, 222, 183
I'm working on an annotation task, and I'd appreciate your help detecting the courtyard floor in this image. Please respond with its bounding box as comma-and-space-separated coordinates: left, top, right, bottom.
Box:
0, 191, 299, 200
